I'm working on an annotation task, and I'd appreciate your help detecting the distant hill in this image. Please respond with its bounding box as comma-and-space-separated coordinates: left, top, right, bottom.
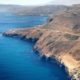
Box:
0, 4, 68, 16
44, 4, 80, 33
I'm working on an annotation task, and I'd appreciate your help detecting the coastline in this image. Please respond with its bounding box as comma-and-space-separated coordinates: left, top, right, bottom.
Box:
3, 27, 80, 80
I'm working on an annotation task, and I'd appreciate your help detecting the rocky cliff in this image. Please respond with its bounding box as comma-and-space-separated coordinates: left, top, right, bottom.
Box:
3, 4, 80, 80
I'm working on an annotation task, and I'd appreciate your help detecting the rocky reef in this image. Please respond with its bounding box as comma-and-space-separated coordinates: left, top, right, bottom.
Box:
3, 4, 80, 80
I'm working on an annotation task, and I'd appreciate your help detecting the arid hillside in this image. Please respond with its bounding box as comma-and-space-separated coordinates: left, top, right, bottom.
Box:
3, 4, 80, 80
43, 5, 80, 33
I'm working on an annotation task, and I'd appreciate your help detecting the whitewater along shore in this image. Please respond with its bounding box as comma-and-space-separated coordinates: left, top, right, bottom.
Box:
3, 4, 80, 80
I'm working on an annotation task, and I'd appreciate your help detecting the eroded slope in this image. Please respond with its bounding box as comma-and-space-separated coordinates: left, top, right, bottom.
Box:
3, 4, 80, 80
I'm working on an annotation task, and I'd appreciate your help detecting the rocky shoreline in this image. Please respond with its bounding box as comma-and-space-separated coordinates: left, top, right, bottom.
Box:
3, 27, 80, 80
3, 4, 80, 80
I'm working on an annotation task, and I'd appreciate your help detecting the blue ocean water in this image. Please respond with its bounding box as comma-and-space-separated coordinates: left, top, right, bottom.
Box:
0, 14, 70, 80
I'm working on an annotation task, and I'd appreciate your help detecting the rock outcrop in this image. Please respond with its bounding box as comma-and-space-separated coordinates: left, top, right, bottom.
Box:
3, 4, 80, 80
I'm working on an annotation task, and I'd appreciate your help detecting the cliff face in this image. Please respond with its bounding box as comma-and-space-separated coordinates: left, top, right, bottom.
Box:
3, 28, 80, 80
3, 4, 80, 80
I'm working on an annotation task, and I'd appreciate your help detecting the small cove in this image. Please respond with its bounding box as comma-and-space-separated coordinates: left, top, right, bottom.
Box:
0, 14, 70, 80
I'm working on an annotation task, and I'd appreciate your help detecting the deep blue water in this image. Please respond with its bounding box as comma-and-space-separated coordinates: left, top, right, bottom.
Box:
0, 14, 48, 32
0, 14, 70, 80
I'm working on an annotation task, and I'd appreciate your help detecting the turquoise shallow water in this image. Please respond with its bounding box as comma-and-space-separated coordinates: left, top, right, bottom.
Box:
0, 14, 70, 80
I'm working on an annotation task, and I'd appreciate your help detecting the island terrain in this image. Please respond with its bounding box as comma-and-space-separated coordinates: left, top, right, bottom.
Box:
3, 4, 80, 80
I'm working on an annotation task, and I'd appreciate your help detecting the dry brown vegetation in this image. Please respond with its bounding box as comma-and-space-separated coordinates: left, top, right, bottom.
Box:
3, 4, 80, 80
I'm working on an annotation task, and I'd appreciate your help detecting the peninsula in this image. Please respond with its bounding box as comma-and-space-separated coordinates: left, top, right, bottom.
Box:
3, 4, 80, 80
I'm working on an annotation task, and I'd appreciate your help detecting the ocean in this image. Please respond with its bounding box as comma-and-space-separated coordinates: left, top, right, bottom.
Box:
0, 14, 70, 80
